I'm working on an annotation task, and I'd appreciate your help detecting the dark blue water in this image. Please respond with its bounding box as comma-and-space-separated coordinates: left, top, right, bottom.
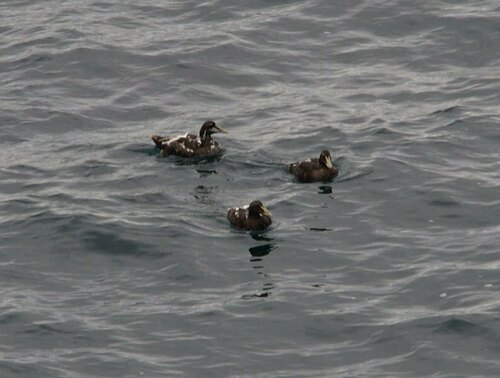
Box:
1, 1, 500, 377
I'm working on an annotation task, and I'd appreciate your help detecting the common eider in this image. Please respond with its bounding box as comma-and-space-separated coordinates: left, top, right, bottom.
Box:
227, 201, 272, 231
289, 150, 338, 183
150, 120, 227, 158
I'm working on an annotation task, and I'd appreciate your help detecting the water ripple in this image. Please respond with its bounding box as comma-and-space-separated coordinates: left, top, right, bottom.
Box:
1, 1, 500, 377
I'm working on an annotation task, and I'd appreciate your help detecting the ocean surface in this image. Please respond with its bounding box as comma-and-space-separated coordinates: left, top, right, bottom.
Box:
1, 1, 500, 377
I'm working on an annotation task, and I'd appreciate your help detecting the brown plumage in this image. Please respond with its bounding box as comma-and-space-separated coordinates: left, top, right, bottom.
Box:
150, 120, 227, 158
289, 150, 338, 183
227, 201, 272, 231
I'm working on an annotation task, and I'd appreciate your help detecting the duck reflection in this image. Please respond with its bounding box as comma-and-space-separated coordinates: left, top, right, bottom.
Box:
248, 243, 276, 257
249, 231, 276, 257
318, 185, 335, 199
196, 168, 218, 177
318, 185, 332, 194
249, 232, 274, 242
242, 233, 277, 299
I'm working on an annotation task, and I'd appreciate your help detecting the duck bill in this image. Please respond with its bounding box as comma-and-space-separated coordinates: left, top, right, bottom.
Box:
325, 157, 333, 169
215, 126, 228, 134
261, 206, 272, 217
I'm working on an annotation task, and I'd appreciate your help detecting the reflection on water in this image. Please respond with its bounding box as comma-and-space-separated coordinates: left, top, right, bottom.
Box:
249, 231, 277, 258
243, 234, 277, 299
318, 185, 332, 194
248, 243, 276, 257
155, 150, 223, 165
243, 259, 275, 299
241, 291, 271, 299
196, 168, 218, 177
309, 227, 332, 232
250, 232, 274, 242
318, 185, 335, 199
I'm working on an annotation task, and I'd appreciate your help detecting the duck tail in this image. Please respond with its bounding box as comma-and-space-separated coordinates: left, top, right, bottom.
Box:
150, 134, 167, 148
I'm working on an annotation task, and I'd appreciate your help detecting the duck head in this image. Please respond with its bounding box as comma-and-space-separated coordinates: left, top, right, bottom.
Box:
319, 150, 333, 169
199, 120, 227, 140
248, 200, 272, 218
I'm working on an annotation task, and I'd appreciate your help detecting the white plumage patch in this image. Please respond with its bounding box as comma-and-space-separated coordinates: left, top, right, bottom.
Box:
165, 133, 189, 146
235, 207, 248, 219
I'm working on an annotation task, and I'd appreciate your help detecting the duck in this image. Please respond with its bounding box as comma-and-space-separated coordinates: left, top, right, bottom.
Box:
227, 200, 272, 231
289, 150, 338, 183
150, 120, 227, 158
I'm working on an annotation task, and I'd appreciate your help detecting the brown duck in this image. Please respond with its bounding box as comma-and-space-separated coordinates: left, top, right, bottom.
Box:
150, 120, 227, 158
227, 201, 272, 231
289, 150, 338, 183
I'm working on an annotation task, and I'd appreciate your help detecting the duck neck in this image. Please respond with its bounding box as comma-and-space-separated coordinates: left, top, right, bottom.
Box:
199, 129, 212, 143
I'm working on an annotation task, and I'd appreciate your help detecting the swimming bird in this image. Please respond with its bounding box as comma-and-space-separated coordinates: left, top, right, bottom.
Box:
150, 120, 227, 158
227, 201, 272, 231
289, 150, 338, 183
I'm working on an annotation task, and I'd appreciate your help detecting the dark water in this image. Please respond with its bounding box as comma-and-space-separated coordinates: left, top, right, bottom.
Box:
1, 1, 500, 377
